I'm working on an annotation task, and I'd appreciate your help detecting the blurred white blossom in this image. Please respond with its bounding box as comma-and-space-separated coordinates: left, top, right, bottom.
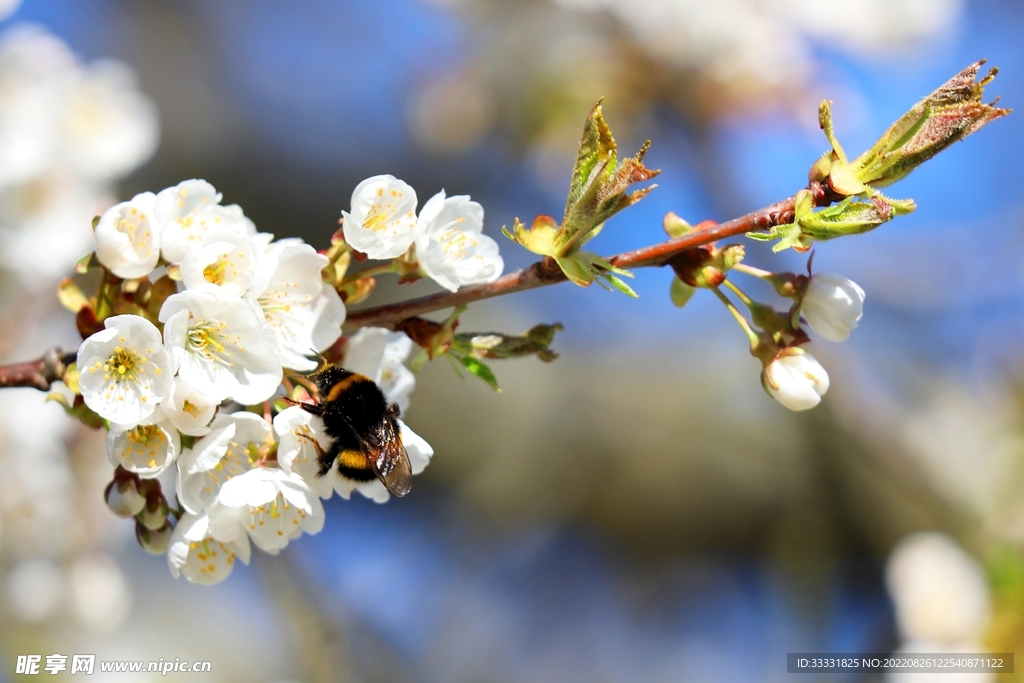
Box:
0, 25, 157, 280
885, 532, 991, 645
68, 553, 130, 632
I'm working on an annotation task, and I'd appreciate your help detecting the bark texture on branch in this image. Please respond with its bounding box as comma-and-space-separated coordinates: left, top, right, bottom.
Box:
0, 347, 74, 391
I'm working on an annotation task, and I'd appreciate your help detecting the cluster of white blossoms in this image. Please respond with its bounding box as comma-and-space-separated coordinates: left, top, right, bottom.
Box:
76, 178, 448, 585
762, 271, 865, 411
343, 174, 504, 292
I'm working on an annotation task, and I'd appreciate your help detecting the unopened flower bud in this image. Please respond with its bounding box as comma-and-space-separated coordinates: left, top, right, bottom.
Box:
135, 519, 173, 554
801, 272, 865, 342
137, 490, 169, 531
104, 476, 145, 518
761, 346, 830, 411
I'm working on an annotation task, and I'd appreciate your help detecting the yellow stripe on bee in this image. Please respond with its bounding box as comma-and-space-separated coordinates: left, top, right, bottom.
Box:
325, 374, 369, 402
338, 449, 371, 470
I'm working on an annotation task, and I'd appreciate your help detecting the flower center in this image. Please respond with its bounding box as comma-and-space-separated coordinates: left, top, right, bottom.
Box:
187, 320, 229, 358
104, 346, 143, 383
126, 424, 166, 447
202, 250, 244, 286
182, 399, 201, 417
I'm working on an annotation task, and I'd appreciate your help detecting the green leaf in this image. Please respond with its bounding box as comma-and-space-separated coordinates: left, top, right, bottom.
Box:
46, 392, 106, 430
599, 272, 638, 298
456, 355, 501, 392
669, 277, 696, 307
567, 99, 617, 214
409, 349, 429, 373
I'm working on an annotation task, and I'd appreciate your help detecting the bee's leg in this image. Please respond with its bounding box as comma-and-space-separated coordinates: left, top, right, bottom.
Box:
387, 402, 401, 419
296, 431, 327, 458
296, 430, 338, 476
295, 400, 325, 417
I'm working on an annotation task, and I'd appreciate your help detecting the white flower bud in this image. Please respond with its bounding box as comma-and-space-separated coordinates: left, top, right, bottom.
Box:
762, 347, 830, 411
104, 477, 146, 518
801, 272, 865, 342
886, 532, 991, 646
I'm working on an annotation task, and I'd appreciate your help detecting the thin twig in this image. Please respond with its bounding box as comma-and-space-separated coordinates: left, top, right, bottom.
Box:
343, 189, 813, 332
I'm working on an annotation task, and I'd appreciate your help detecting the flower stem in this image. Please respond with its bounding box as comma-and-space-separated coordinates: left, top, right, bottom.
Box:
712, 287, 760, 348
341, 262, 397, 285
94, 270, 122, 322
732, 263, 774, 279
721, 279, 756, 309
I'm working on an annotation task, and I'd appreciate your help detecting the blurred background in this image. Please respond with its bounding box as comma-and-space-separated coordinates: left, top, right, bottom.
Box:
0, 0, 1022, 680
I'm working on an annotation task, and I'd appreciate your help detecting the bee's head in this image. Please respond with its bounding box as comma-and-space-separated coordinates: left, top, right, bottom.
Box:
310, 364, 353, 401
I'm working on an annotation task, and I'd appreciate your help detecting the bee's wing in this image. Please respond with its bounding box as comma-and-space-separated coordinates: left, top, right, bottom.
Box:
363, 416, 413, 497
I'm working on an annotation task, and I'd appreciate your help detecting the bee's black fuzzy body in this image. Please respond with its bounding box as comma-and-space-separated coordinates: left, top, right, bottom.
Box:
300, 365, 413, 497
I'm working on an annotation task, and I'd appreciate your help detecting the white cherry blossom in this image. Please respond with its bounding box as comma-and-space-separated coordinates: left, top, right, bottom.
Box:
77, 315, 174, 425
106, 414, 180, 478
341, 174, 418, 259
761, 346, 829, 411
93, 191, 161, 279
160, 376, 218, 437
343, 327, 415, 413
167, 512, 250, 586
176, 411, 272, 515
415, 190, 503, 292
252, 239, 346, 371
180, 232, 262, 297
207, 466, 325, 553
159, 290, 282, 405
154, 179, 256, 264
801, 272, 865, 342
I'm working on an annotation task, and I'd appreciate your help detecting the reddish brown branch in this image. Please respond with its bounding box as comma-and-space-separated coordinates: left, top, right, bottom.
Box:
0, 347, 74, 390
343, 190, 812, 332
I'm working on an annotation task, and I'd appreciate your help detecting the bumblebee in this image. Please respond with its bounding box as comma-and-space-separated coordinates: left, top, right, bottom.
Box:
298, 364, 413, 497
